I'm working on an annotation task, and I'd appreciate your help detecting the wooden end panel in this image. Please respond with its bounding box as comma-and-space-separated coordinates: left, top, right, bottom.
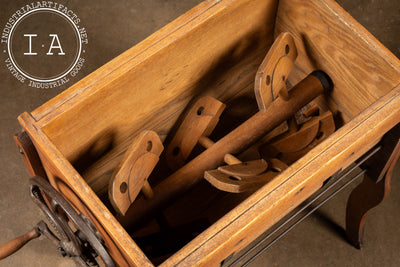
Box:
17, 112, 153, 267
36, 0, 279, 164
275, 0, 400, 122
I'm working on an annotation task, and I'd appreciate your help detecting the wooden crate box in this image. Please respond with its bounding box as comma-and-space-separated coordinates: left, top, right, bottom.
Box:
16, 0, 400, 266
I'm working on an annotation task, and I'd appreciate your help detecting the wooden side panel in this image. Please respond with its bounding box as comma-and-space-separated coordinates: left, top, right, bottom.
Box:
18, 113, 153, 267
275, 0, 400, 122
37, 0, 278, 165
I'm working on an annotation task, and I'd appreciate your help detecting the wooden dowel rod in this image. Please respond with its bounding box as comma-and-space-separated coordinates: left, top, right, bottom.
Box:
118, 71, 332, 229
141, 181, 154, 199
198, 136, 242, 165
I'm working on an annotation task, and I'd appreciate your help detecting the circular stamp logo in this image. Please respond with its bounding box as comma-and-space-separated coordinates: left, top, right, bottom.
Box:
2, 2, 88, 88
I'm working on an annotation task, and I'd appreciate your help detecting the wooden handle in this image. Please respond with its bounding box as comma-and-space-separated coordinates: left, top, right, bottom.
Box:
0, 228, 40, 260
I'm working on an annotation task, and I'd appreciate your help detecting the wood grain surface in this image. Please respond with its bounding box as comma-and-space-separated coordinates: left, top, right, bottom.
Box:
36, 0, 278, 168
275, 0, 400, 122
15, 0, 400, 266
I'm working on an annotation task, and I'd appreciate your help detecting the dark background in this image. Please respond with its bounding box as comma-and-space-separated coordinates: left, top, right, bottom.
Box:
0, 0, 399, 266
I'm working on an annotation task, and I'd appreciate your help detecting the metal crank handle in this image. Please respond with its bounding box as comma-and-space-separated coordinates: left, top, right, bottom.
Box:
0, 226, 40, 260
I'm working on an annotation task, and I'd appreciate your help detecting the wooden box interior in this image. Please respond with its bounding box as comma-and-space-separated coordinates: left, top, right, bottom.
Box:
19, 0, 400, 265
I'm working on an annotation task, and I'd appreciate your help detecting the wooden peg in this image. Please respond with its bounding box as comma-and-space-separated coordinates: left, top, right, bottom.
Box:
254, 32, 298, 110
109, 131, 163, 215
198, 136, 242, 165
204, 159, 288, 193
303, 103, 320, 118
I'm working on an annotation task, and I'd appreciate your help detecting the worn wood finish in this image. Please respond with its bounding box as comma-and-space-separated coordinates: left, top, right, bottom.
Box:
254, 32, 298, 110
119, 73, 328, 229
108, 131, 163, 215
14, 0, 400, 266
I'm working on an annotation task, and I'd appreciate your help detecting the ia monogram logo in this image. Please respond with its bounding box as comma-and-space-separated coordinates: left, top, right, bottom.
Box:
2, 2, 88, 88
24, 33, 66, 56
